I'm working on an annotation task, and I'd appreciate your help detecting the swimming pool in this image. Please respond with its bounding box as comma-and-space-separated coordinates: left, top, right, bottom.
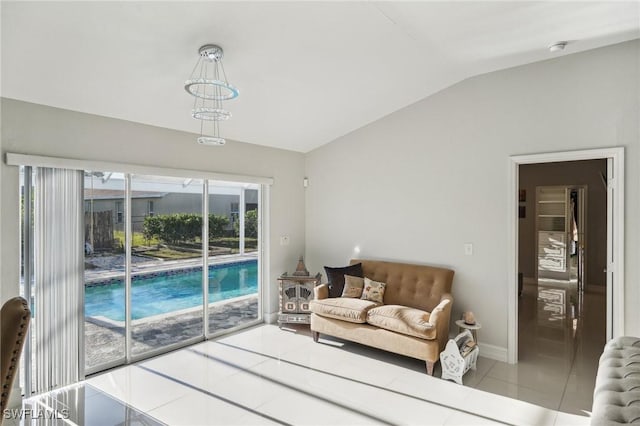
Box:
85, 260, 258, 321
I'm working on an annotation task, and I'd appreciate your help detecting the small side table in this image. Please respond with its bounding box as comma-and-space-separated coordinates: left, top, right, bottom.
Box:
277, 273, 321, 327
455, 319, 482, 343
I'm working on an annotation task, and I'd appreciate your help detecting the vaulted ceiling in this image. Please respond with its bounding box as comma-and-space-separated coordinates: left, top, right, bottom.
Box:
2, 1, 638, 152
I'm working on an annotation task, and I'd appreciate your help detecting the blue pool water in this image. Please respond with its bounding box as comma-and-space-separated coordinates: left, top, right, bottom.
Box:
85, 260, 258, 321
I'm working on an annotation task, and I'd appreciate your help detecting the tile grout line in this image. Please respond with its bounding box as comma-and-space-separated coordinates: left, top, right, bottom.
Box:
475, 358, 566, 412
481, 362, 569, 407
470, 358, 498, 388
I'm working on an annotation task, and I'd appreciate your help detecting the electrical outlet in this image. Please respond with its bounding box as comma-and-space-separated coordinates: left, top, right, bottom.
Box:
280, 236, 290, 246
464, 243, 473, 255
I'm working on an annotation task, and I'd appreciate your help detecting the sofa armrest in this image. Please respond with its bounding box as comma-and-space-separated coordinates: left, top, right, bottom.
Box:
429, 293, 454, 352
314, 284, 329, 300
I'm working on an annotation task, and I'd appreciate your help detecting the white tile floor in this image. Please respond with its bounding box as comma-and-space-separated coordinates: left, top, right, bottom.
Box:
18, 321, 594, 426
513, 281, 605, 416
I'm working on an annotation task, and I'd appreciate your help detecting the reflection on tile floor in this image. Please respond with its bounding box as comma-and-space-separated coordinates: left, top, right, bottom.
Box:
8, 384, 165, 425
513, 281, 605, 415
19, 323, 593, 425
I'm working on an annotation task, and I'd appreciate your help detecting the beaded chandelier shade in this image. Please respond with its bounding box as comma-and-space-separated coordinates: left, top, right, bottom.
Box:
184, 44, 239, 146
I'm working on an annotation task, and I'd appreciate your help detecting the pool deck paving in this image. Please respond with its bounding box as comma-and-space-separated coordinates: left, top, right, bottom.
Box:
83, 253, 260, 370
85, 295, 259, 370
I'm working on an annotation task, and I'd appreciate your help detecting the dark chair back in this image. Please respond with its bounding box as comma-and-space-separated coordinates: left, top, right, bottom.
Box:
1, 297, 31, 419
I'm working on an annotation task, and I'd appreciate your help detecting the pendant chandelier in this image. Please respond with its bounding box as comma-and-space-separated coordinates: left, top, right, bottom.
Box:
184, 44, 239, 146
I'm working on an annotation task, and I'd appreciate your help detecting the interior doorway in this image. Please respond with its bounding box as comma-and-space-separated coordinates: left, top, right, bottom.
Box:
515, 160, 608, 413
517, 158, 608, 413
508, 147, 624, 365
504, 148, 624, 414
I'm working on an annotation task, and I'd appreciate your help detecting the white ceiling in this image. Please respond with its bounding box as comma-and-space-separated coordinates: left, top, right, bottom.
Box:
2, 1, 639, 153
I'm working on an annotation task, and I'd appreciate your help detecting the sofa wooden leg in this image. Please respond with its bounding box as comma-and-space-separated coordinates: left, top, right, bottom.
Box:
312, 331, 319, 342
425, 361, 435, 376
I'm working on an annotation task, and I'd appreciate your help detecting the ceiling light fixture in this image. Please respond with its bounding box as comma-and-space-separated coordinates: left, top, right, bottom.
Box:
548, 41, 568, 53
185, 44, 239, 146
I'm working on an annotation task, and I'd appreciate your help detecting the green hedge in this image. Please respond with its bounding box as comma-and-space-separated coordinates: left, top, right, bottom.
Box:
143, 213, 230, 244
233, 209, 258, 238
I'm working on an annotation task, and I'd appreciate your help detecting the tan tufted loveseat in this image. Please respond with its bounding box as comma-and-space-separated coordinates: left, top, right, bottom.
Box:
591, 336, 640, 425
309, 259, 454, 375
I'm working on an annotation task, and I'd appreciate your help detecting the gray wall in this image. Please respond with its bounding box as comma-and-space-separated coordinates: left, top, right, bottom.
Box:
304, 40, 639, 357
518, 160, 607, 287
1, 100, 306, 321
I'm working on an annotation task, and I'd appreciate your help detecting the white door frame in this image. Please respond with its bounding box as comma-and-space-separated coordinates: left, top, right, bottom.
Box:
507, 147, 624, 364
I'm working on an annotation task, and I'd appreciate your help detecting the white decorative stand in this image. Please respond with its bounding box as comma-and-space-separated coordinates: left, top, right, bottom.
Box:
440, 329, 479, 385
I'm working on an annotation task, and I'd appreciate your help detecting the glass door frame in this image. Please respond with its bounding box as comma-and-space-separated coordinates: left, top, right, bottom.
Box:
126, 174, 206, 364
21, 168, 267, 383
87, 175, 266, 370
11, 153, 272, 393
204, 183, 265, 340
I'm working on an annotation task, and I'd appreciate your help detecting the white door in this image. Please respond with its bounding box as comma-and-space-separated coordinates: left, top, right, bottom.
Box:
606, 158, 614, 340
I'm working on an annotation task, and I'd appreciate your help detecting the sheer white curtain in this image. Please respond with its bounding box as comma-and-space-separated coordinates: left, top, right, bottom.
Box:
33, 167, 84, 393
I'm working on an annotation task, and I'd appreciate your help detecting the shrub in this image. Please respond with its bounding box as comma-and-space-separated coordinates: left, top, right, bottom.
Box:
233, 209, 258, 238
162, 214, 182, 244
142, 213, 229, 244
209, 214, 229, 239
143, 216, 163, 243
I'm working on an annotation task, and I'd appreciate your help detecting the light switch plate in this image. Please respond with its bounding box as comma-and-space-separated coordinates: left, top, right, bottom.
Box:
280, 236, 290, 246
464, 243, 473, 255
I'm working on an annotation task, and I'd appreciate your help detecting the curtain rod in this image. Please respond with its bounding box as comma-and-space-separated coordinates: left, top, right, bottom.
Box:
5, 153, 274, 185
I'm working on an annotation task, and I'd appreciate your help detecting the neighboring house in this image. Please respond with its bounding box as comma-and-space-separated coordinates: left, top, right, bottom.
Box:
84, 188, 258, 234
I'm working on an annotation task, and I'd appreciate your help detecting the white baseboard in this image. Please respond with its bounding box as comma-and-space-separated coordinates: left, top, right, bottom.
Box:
479, 343, 508, 363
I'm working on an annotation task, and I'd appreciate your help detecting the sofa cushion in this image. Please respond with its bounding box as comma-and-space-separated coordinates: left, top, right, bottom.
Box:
310, 298, 379, 323
366, 305, 436, 340
361, 277, 386, 304
341, 275, 365, 298
325, 263, 363, 298
351, 259, 454, 313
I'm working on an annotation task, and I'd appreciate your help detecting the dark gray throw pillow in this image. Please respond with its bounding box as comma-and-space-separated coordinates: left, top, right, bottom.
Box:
324, 263, 363, 298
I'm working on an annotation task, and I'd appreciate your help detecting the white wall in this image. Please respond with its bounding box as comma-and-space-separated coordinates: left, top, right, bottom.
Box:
0, 99, 306, 320
305, 40, 639, 356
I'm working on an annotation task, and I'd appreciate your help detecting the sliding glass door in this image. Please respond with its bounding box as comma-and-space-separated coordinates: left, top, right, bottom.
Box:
129, 175, 204, 358
207, 184, 261, 335
84, 171, 127, 373
20, 165, 265, 389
